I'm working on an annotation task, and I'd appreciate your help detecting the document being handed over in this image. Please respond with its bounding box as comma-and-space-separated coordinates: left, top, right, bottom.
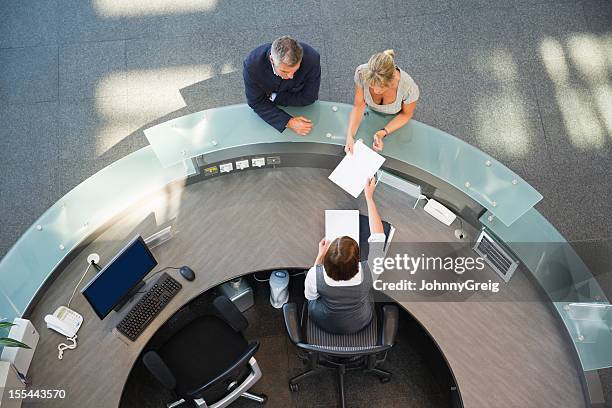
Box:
328, 140, 386, 198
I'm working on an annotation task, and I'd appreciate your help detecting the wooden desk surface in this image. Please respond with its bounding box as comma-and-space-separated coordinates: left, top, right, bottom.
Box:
25, 168, 584, 408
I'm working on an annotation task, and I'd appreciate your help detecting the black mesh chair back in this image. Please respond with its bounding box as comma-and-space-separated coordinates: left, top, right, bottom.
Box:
143, 295, 267, 407
283, 302, 399, 408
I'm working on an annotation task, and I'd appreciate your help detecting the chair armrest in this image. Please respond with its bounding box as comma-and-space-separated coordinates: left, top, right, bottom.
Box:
282, 303, 303, 344
188, 341, 260, 398
200, 356, 263, 408
213, 295, 248, 332
143, 351, 177, 390
381, 305, 399, 347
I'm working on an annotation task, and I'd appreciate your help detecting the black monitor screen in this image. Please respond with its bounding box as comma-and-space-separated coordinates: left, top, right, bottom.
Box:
81, 236, 157, 319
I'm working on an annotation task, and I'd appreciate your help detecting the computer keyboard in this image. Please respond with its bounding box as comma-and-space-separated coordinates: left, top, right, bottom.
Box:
116, 273, 182, 341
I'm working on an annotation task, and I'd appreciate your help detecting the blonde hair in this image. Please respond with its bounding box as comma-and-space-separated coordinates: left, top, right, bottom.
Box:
363, 50, 396, 88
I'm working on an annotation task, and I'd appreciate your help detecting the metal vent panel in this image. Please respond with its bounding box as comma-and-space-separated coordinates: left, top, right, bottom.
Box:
473, 230, 519, 282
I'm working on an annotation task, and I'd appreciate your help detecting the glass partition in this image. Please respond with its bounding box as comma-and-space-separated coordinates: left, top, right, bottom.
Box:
0, 146, 196, 321
144, 102, 542, 226
482, 209, 612, 371
556, 302, 612, 371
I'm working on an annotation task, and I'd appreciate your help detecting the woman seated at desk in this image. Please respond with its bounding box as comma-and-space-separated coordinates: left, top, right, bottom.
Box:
345, 50, 419, 154
304, 178, 385, 334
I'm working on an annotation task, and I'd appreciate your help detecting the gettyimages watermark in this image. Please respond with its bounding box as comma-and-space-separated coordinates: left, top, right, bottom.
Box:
371, 252, 488, 275
371, 252, 499, 293
365, 242, 612, 302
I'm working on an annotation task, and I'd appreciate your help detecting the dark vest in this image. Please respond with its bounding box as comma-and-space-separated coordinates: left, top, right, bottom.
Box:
308, 263, 374, 334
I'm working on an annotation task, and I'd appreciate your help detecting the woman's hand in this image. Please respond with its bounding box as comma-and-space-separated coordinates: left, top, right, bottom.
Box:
373, 131, 385, 152
318, 238, 330, 255
345, 136, 355, 155
364, 177, 377, 201
364, 177, 383, 233
315, 238, 331, 265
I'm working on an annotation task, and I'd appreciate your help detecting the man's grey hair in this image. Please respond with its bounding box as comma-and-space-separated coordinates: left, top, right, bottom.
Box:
270, 36, 304, 67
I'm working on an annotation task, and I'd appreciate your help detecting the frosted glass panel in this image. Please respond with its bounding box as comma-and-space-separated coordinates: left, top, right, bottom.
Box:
145, 102, 542, 226
483, 209, 612, 370
556, 302, 612, 371
0, 147, 196, 321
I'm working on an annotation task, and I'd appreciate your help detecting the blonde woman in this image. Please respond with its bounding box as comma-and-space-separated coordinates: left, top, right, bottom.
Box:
345, 50, 419, 153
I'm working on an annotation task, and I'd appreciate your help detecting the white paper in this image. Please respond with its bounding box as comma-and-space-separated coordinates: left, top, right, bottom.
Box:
325, 210, 360, 243
328, 140, 386, 198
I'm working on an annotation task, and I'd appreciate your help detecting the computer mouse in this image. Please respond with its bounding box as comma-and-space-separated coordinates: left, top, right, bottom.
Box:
179, 266, 196, 281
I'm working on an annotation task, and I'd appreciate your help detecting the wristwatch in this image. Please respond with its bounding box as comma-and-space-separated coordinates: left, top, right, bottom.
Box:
378, 128, 388, 137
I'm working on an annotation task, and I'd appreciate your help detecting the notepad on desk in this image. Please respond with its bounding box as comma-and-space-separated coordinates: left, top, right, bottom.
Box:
325, 210, 360, 244
328, 140, 386, 198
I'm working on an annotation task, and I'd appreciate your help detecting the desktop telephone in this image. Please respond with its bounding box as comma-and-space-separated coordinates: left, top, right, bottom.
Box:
44, 306, 83, 338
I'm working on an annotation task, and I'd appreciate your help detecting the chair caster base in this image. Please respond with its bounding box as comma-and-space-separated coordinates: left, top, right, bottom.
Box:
289, 383, 299, 392
241, 391, 268, 405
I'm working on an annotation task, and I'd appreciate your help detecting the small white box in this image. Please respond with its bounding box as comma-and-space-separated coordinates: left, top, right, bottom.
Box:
0, 318, 39, 376
423, 199, 457, 226
218, 280, 254, 312
236, 159, 249, 170
219, 163, 233, 173
252, 158, 266, 168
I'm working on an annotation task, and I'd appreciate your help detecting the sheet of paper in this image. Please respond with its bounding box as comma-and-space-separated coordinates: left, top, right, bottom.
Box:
328, 140, 386, 198
325, 210, 360, 243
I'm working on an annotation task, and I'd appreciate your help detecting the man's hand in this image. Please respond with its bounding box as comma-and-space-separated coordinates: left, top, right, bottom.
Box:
364, 177, 377, 201
287, 116, 313, 136
373, 131, 385, 152
344, 136, 355, 155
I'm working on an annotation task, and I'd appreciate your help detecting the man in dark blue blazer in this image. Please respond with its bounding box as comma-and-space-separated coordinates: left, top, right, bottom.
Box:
243, 36, 321, 135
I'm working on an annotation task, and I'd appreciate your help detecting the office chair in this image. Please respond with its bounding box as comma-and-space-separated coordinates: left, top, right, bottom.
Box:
143, 295, 267, 408
283, 302, 399, 408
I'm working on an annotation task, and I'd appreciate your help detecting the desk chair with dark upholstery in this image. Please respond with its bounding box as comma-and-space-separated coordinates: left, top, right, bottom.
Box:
283, 302, 399, 408
143, 296, 267, 408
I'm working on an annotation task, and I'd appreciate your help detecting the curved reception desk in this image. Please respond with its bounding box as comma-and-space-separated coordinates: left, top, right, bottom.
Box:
0, 102, 610, 407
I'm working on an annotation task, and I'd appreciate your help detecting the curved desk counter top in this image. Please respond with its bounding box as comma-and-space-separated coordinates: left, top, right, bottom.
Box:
144, 101, 612, 378
144, 102, 542, 227
24, 167, 584, 408
0, 101, 608, 407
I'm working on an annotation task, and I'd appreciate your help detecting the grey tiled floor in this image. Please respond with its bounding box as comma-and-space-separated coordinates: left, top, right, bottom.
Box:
1, 0, 611, 261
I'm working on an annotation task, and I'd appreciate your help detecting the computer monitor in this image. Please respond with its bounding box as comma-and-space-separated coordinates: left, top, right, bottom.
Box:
81, 235, 158, 319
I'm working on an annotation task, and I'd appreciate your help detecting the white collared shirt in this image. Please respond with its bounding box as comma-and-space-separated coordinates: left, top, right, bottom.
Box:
304, 233, 386, 300
269, 58, 279, 101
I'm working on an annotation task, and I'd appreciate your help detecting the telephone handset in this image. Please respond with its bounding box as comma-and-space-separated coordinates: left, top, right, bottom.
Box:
44, 306, 83, 338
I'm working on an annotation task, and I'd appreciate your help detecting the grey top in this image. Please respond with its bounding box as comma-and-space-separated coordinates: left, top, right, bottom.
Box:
354, 64, 420, 114
309, 263, 374, 334
305, 233, 386, 334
